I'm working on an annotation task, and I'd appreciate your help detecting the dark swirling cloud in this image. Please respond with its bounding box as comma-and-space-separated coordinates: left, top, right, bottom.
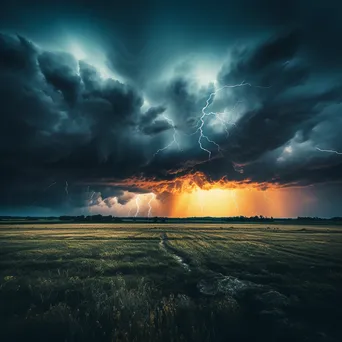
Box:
38, 51, 81, 106
0, 34, 148, 211
0, 0, 342, 216
182, 31, 342, 187
139, 105, 171, 135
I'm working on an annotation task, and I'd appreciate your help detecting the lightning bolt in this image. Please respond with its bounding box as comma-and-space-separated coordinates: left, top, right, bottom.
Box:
154, 115, 182, 156
316, 147, 342, 155
65, 181, 69, 196
191, 81, 252, 159
204, 100, 243, 138
30, 180, 57, 206
134, 195, 140, 217
89, 191, 95, 203
128, 207, 133, 217
152, 80, 269, 160
88, 191, 95, 214
44, 181, 56, 192
147, 193, 156, 217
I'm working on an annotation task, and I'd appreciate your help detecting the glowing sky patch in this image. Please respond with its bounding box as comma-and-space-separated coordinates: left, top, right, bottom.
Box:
193, 61, 220, 86
66, 39, 121, 81
169, 187, 315, 218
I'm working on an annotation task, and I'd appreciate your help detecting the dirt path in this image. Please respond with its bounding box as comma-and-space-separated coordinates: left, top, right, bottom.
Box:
159, 232, 191, 272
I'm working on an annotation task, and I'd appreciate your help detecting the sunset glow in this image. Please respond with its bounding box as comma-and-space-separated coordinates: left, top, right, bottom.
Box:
170, 187, 301, 217
85, 171, 319, 218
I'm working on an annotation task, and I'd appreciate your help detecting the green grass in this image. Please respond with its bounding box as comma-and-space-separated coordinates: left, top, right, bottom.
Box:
0, 223, 341, 341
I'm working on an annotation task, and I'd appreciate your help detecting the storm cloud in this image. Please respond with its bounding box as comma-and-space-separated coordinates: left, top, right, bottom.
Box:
0, 0, 342, 216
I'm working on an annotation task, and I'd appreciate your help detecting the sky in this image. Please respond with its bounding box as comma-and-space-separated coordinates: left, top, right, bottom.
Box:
1, 0, 342, 217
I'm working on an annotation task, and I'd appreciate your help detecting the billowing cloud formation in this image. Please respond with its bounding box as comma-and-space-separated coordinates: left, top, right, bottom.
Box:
0, 0, 342, 216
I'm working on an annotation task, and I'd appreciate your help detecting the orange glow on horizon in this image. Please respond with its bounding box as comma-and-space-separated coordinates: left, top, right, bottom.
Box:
170, 187, 293, 217
86, 171, 317, 217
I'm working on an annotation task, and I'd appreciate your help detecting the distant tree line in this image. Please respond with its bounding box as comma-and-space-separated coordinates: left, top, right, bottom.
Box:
59, 215, 123, 222
58, 215, 277, 223
296, 216, 342, 221
1, 215, 342, 223
59, 215, 168, 223
221, 215, 274, 222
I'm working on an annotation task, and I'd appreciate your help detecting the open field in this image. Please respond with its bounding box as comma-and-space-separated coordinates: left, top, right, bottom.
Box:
0, 223, 341, 341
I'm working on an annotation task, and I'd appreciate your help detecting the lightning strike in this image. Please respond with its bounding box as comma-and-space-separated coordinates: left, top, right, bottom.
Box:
206, 110, 237, 137
153, 81, 268, 160
30, 180, 57, 206
154, 115, 181, 157
205, 100, 243, 138
316, 147, 342, 155
65, 181, 69, 195
189, 81, 270, 159
147, 193, 156, 217
88, 191, 95, 214
44, 181, 56, 192
192, 81, 252, 159
89, 191, 95, 202
134, 195, 140, 217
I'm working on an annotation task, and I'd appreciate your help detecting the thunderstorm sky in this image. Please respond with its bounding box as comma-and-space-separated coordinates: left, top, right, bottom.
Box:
1, 0, 342, 217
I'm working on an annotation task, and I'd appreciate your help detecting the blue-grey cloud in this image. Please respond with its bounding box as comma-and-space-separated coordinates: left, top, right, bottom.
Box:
0, 0, 342, 216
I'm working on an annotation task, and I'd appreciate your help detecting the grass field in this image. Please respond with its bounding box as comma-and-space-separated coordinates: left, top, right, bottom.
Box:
0, 223, 341, 342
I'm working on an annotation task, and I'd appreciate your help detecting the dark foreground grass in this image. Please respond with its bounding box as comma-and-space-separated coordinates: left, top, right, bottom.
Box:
0, 223, 341, 342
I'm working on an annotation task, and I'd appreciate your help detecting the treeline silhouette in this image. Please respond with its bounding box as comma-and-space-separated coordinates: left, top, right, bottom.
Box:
60, 215, 275, 222
57, 215, 342, 223
0, 215, 342, 223
58, 215, 168, 223
297, 216, 342, 222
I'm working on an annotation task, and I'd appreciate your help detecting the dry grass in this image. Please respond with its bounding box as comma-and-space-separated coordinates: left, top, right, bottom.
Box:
0, 223, 342, 341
